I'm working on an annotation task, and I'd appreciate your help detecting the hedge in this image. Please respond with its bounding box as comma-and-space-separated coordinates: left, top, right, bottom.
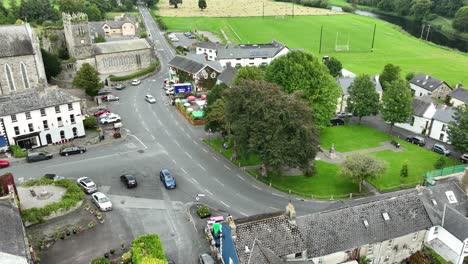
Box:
109, 61, 159, 82
90, 257, 110, 264
21, 178, 84, 224
132, 234, 166, 264
10, 145, 27, 158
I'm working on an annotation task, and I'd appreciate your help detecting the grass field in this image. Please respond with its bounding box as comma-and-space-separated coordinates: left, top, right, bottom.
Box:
321, 124, 392, 152
161, 14, 468, 86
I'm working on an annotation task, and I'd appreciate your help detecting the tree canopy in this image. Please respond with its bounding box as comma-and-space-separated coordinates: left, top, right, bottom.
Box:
453, 6, 468, 32
324, 57, 342, 77
379, 63, 401, 90
19, 0, 59, 23
346, 74, 380, 122
72, 63, 104, 96
265, 51, 341, 128
224, 80, 319, 174
169, 0, 182, 8
381, 79, 413, 133
410, 0, 432, 20
198, 0, 207, 10
41, 49, 62, 80
448, 104, 468, 153
232, 66, 264, 86
340, 154, 387, 193
204, 83, 228, 133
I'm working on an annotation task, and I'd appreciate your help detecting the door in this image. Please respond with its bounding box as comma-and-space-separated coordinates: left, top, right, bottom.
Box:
18, 139, 32, 149
46, 134, 52, 144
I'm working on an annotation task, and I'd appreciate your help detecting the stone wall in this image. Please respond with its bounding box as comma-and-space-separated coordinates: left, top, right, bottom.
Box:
432, 83, 452, 100
24, 200, 83, 227
0, 55, 41, 95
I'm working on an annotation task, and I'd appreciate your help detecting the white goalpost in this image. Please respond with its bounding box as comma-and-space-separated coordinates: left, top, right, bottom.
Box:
335, 32, 350, 52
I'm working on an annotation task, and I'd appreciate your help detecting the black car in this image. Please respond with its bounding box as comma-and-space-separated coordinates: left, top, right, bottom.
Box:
60, 146, 86, 156
405, 135, 426, 146
120, 174, 137, 188
330, 118, 345, 126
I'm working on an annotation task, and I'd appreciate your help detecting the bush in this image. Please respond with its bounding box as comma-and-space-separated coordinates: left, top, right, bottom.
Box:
154, 16, 167, 31
132, 234, 166, 264
83, 116, 98, 129
433, 156, 446, 170
426, 13, 437, 21
341, 6, 355, 13
21, 178, 84, 224
90, 257, 111, 264
10, 145, 27, 158
197, 205, 211, 218
109, 61, 159, 82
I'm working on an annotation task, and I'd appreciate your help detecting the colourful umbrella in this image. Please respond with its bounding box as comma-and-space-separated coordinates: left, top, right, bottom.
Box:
187, 96, 196, 101
201, 94, 207, 100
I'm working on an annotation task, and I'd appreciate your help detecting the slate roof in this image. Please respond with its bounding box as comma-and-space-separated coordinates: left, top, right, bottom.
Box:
432, 107, 455, 124
410, 73, 446, 92
185, 53, 223, 73
217, 40, 288, 60
448, 87, 468, 103
169, 55, 220, 74
0, 199, 27, 258
193, 41, 226, 50
413, 96, 434, 116
249, 240, 286, 264
234, 212, 306, 264
296, 194, 433, 258
217, 66, 238, 87
93, 39, 150, 54
0, 24, 34, 58
442, 205, 468, 241
336, 75, 382, 95
0, 87, 81, 116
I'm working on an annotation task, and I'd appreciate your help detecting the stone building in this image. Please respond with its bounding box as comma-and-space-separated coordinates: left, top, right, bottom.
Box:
168, 55, 222, 90
409, 73, 452, 99
0, 24, 47, 95
88, 14, 139, 38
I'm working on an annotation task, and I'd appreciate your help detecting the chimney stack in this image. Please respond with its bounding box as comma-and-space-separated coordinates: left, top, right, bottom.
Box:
286, 202, 296, 224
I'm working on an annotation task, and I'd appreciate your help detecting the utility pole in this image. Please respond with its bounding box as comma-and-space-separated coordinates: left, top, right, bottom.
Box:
420, 24, 426, 39
371, 24, 376, 52
425, 24, 431, 41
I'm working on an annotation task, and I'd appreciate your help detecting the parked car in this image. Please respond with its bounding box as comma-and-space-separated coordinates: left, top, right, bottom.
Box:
26, 151, 53, 163
76, 177, 97, 194
101, 94, 120, 102
131, 79, 141, 86
93, 108, 110, 117
330, 118, 345, 126
167, 260, 175, 264
166, 88, 175, 96
405, 135, 426, 146
145, 94, 156, 104
60, 146, 86, 156
44, 174, 65, 181
336, 112, 352, 118
120, 174, 137, 188
115, 83, 126, 90
461, 153, 468, 163
160, 169, 176, 189
92, 192, 112, 211
100, 113, 121, 124
431, 144, 451, 156
198, 253, 215, 264
0, 160, 10, 168
97, 88, 112, 96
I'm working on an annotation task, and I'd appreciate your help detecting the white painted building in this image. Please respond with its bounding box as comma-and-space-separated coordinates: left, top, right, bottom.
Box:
409, 73, 452, 99
396, 96, 436, 135
429, 107, 455, 143
194, 42, 225, 61
448, 86, 468, 107
0, 87, 85, 151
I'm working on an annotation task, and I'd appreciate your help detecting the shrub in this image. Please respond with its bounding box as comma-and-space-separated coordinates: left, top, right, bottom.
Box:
90, 257, 111, 264
426, 13, 437, 21
154, 16, 167, 31
433, 156, 446, 170
109, 61, 159, 82
140, 30, 148, 38
10, 145, 27, 158
341, 6, 355, 13
132, 234, 166, 264
197, 205, 211, 218
83, 116, 98, 129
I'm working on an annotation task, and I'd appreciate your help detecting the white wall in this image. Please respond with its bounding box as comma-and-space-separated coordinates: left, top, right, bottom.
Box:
429, 119, 451, 143
410, 83, 432, 97
396, 116, 432, 135
196, 47, 217, 61
426, 226, 465, 263
450, 98, 465, 107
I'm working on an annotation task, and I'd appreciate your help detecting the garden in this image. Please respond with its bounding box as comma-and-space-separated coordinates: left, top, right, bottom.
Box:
175, 94, 207, 125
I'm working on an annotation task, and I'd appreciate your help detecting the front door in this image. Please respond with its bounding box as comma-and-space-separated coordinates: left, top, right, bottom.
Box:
17, 139, 32, 149
46, 134, 52, 144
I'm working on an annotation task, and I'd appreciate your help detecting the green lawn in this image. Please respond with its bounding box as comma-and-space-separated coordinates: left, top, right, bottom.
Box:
161, 14, 468, 86
321, 124, 392, 152
203, 138, 262, 167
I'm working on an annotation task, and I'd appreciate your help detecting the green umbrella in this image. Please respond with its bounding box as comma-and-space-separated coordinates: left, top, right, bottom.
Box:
192, 110, 204, 118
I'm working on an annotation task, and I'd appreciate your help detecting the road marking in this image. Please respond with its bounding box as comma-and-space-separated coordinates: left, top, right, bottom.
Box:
151, 135, 156, 140
214, 178, 225, 187
202, 148, 208, 153
127, 133, 148, 149
220, 201, 230, 208
184, 152, 192, 159
192, 140, 199, 145
171, 159, 177, 165
198, 164, 206, 171
212, 156, 218, 161
164, 129, 170, 136
204, 189, 213, 195
272, 193, 285, 198
252, 185, 262, 190
185, 132, 190, 138
240, 212, 248, 217
46, 150, 138, 168
223, 165, 232, 171
191, 178, 199, 185
237, 174, 245, 181
269, 206, 279, 210
181, 168, 188, 174
174, 140, 180, 147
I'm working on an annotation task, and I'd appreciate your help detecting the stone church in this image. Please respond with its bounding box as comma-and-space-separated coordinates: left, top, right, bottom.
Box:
62, 13, 152, 75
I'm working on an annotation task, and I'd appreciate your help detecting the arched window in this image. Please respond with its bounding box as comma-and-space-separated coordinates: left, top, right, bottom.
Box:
20, 62, 30, 89
4, 64, 16, 91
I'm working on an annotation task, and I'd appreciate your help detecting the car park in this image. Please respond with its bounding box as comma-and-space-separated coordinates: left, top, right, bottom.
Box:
198, 253, 215, 264
131, 79, 141, 86
60, 146, 86, 156
330, 118, 345, 126
92, 192, 112, 211
0, 160, 10, 168
120, 174, 137, 188
405, 135, 426, 146
77, 177, 97, 194
431, 144, 451, 156
145, 94, 156, 104
160, 169, 176, 189
461, 153, 468, 163
44, 174, 65, 181
93, 108, 110, 117
115, 83, 126, 90
100, 113, 121, 124
101, 94, 120, 102
26, 151, 53, 162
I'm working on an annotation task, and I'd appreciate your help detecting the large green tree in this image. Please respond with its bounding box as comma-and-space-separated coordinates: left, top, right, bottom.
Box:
448, 104, 468, 153
381, 79, 413, 133
41, 49, 62, 80
198, 0, 207, 10
324, 57, 342, 77
73, 63, 103, 96
346, 75, 380, 122
411, 0, 432, 20
169, 0, 182, 8
232, 66, 264, 86
265, 51, 341, 128
453, 6, 468, 32
379, 63, 401, 90
340, 154, 387, 193
204, 83, 228, 133
19, 0, 58, 22
224, 80, 319, 175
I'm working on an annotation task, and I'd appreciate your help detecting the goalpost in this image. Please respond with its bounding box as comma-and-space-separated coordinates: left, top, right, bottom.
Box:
335, 32, 350, 52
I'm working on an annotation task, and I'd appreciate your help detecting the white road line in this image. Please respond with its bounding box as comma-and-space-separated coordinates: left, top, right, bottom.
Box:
127, 133, 148, 149
185, 152, 192, 159
204, 189, 213, 195
174, 140, 180, 147
192, 140, 199, 145
46, 150, 138, 168
181, 168, 187, 174
198, 164, 206, 171
151, 135, 156, 140
202, 148, 208, 153
185, 132, 190, 137
223, 165, 232, 171
220, 201, 230, 208
269, 206, 279, 211
240, 212, 248, 217
191, 178, 199, 185
212, 156, 219, 161
171, 159, 177, 165
272, 193, 285, 198
237, 174, 245, 181
164, 129, 170, 136
214, 178, 225, 187
252, 185, 262, 190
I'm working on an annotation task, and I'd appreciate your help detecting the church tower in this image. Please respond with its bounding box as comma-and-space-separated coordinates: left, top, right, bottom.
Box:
63, 13, 93, 60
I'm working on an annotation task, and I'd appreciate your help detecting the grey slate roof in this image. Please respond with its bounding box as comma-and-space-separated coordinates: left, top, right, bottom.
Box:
0, 87, 81, 116
185, 53, 223, 73
193, 41, 226, 50
442, 205, 468, 241
217, 40, 287, 59
0, 24, 34, 58
410, 73, 446, 92
217, 66, 238, 87
0, 199, 27, 258
448, 87, 468, 103
249, 240, 286, 264
297, 194, 433, 258
93, 39, 150, 54
413, 96, 434, 116
432, 107, 455, 123
336, 75, 382, 95
234, 212, 306, 264
169, 55, 220, 74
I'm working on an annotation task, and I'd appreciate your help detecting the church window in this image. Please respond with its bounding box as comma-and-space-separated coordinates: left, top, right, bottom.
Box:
20, 62, 30, 89
4, 64, 16, 91
136, 54, 141, 65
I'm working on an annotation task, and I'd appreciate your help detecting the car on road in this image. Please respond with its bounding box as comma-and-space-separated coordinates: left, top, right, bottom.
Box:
405, 135, 426, 146
115, 83, 126, 90
100, 113, 121, 124
131, 79, 141, 86
0, 160, 10, 168
26, 151, 53, 163
431, 143, 451, 156
77, 177, 97, 194
93, 108, 110, 117
160, 169, 176, 189
198, 253, 215, 264
44, 174, 65, 181
120, 174, 137, 188
101, 94, 120, 102
60, 146, 86, 156
145, 94, 156, 104
330, 118, 345, 126
92, 192, 112, 211
461, 153, 468, 163
166, 88, 174, 96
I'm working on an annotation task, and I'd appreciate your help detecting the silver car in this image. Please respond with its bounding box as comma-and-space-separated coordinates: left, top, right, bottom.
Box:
77, 177, 97, 194
145, 94, 156, 104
